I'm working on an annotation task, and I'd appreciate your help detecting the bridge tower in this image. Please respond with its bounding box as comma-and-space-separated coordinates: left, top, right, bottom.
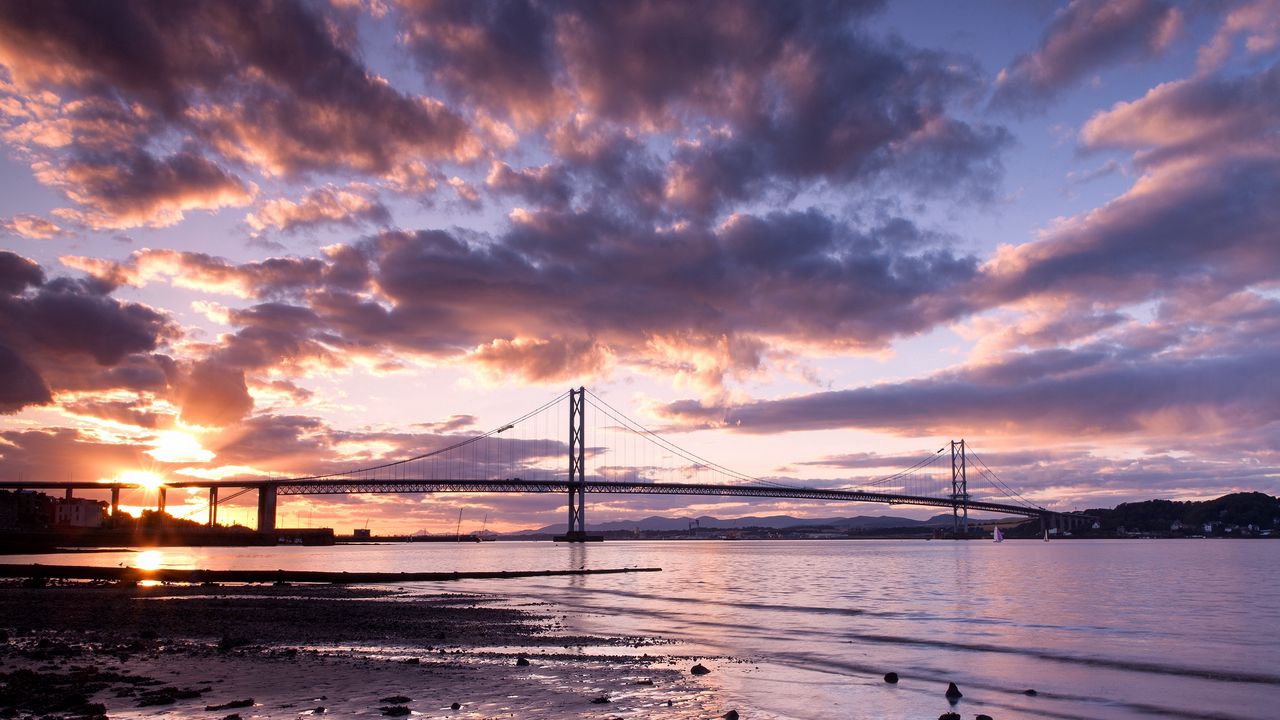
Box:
556, 387, 601, 542
950, 439, 969, 536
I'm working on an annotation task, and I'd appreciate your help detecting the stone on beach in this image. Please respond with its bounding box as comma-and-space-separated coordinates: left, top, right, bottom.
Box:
883, 671, 898, 683
1023, 689, 1038, 696
976, 714, 994, 720
938, 713, 960, 720
945, 681, 963, 700
206, 698, 254, 711
379, 695, 411, 704
691, 663, 711, 675
516, 657, 530, 666
450, 702, 461, 710
590, 696, 610, 704
723, 710, 740, 720
380, 705, 410, 716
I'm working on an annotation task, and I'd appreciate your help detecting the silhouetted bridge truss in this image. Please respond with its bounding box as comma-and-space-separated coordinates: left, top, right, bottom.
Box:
4, 388, 1094, 537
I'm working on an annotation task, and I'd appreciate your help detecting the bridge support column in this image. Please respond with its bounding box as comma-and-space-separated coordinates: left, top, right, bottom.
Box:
950, 440, 969, 538
65, 488, 72, 499
556, 387, 601, 542
208, 486, 219, 527
157, 487, 166, 514
257, 484, 277, 533
111, 487, 120, 517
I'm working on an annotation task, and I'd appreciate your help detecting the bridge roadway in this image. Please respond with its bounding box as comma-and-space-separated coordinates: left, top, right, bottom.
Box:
2, 477, 1059, 526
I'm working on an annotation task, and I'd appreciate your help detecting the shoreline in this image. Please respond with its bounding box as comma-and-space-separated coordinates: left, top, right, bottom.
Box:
0, 581, 739, 719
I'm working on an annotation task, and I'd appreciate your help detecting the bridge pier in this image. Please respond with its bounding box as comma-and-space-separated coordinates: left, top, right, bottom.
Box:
157, 487, 166, 514
555, 387, 601, 542
208, 486, 219, 527
110, 487, 120, 516
257, 484, 277, 533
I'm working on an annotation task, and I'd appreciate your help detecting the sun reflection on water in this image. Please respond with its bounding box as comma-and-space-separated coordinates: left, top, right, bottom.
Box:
135, 550, 164, 570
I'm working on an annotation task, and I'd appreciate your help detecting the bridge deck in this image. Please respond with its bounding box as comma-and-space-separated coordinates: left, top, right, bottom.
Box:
2, 478, 1050, 518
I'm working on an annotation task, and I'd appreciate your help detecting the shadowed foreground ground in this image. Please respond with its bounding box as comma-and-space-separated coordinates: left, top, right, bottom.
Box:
0, 581, 735, 719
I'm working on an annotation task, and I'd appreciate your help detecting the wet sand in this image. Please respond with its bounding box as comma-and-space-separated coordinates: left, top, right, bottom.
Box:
0, 581, 736, 719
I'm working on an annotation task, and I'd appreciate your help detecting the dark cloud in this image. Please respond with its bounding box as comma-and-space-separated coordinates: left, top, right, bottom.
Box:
990, 0, 1183, 112
0, 0, 472, 227
657, 344, 1280, 439
0, 251, 44, 294
484, 162, 573, 209
44, 147, 254, 229
0, 344, 51, 413
400, 0, 1008, 215
0, 252, 174, 414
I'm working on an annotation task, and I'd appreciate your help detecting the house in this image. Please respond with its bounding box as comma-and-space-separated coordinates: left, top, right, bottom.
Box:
53, 497, 107, 528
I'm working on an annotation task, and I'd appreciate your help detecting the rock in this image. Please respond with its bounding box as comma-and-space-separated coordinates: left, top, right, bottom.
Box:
938, 713, 960, 720
723, 711, 740, 720
222, 715, 241, 720
380, 706, 410, 717
380, 696, 411, 704
666, 700, 673, 707
945, 682, 963, 700
451, 702, 461, 710
590, 696, 610, 704
313, 707, 326, 714
402, 657, 419, 665
1023, 689, 1038, 696
516, 657, 530, 667
633, 679, 654, 686
206, 699, 255, 711
883, 672, 899, 683
690, 663, 711, 675
976, 714, 994, 720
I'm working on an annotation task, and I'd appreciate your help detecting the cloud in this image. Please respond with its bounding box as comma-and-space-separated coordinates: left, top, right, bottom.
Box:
37, 147, 256, 229
246, 184, 391, 234
179, 360, 254, 427
656, 346, 1280, 440
0, 251, 175, 415
2, 214, 64, 239
978, 65, 1280, 310
0, 0, 473, 228
400, 1, 1009, 214
991, 0, 1183, 112
1197, 0, 1280, 74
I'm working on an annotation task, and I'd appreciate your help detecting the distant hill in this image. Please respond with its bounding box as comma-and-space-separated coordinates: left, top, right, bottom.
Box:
509, 512, 968, 535
1082, 491, 1280, 536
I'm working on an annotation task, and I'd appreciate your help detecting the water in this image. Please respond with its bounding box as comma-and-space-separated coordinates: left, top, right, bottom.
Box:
11, 539, 1280, 719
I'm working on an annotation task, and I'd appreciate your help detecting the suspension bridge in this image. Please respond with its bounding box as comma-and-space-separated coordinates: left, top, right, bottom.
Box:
2, 388, 1093, 537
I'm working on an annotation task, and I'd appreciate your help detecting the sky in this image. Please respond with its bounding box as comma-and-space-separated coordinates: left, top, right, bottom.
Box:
1, 0, 1279, 534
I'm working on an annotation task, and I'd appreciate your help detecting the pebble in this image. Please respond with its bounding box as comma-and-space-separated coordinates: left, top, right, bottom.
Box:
723, 711, 740, 720
938, 713, 960, 720
691, 663, 711, 675
945, 682, 963, 700
1024, 689, 1038, 696
451, 702, 461, 710
883, 672, 899, 683
977, 714, 994, 720
590, 696, 610, 704
516, 657, 530, 666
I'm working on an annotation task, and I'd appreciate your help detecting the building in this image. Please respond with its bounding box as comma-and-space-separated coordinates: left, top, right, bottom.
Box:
53, 497, 107, 528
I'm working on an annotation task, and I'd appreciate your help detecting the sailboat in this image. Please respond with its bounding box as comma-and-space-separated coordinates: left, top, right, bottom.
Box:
993, 526, 1004, 543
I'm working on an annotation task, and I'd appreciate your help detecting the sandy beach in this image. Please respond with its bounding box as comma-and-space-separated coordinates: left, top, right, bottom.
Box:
0, 581, 736, 719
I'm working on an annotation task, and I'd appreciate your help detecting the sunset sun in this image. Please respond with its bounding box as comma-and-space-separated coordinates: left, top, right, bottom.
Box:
115, 470, 166, 491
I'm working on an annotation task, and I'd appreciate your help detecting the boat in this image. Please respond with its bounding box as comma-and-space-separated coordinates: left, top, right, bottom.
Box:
993, 526, 1004, 543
